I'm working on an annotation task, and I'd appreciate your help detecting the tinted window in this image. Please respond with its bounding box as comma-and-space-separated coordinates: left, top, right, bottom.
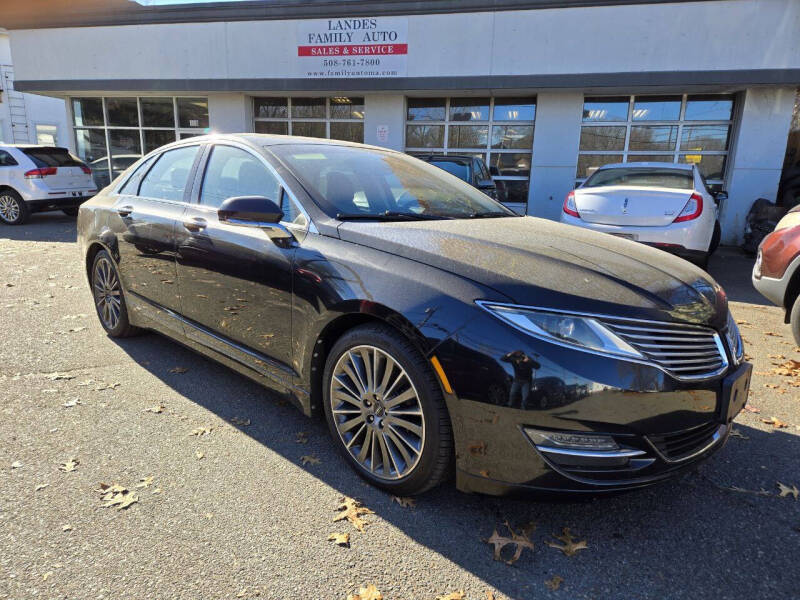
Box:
200, 145, 280, 208
583, 167, 693, 190
22, 148, 83, 167
429, 159, 470, 182
0, 150, 18, 166
139, 145, 199, 202
119, 155, 157, 195
280, 189, 306, 226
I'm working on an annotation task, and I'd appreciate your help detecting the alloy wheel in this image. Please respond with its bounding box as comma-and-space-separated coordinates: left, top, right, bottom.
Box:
0, 195, 20, 223
93, 256, 122, 330
329, 345, 426, 480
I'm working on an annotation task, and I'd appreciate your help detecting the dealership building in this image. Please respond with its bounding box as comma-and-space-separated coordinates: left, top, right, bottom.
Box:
5, 0, 799, 242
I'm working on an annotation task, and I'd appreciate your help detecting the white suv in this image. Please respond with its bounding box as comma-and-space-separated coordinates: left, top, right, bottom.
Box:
0, 144, 98, 225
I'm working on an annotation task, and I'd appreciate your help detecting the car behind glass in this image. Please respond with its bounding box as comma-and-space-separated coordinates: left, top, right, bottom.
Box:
77, 134, 751, 497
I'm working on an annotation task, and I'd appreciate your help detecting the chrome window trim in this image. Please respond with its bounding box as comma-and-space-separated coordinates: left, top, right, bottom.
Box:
476, 300, 730, 382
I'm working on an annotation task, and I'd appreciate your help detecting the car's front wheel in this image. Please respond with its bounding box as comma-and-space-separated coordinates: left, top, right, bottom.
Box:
790, 293, 800, 347
0, 190, 29, 225
91, 250, 141, 338
323, 324, 452, 495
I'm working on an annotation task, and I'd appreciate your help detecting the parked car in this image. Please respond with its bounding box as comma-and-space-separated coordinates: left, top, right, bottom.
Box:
752, 205, 800, 344
0, 144, 97, 225
78, 135, 750, 497
416, 154, 497, 199
561, 162, 725, 269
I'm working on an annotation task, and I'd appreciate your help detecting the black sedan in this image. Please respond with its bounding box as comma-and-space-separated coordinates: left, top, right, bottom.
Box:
77, 134, 752, 496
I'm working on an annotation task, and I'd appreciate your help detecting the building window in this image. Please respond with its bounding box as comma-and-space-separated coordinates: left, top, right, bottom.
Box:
35, 124, 58, 146
404, 96, 535, 206
253, 97, 364, 143
577, 94, 735, 187
70, 96, 209, 188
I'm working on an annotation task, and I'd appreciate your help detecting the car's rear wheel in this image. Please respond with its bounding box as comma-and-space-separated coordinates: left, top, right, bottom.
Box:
62, 207, 80, 217
323, 324, 452, 495
0, 190, 29, 225
91, 250, 141, 338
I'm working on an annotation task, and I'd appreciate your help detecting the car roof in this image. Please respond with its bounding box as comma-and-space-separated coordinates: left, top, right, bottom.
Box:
159, 133, 397, 154
598, 162, 693, 171
0, 143, 67, 150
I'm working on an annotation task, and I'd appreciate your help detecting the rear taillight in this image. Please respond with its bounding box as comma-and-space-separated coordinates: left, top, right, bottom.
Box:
80, 165, 92, 175
673, 193, 703, 223
563, 190, 580, 218
24, 167, 58, 179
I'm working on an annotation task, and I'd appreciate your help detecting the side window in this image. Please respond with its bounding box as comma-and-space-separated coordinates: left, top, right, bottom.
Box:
119, 155, 157, 195
138, 145, 199, 202
280, 189, 307, 227
200, 145, 280, 208
0, 150, 18, 166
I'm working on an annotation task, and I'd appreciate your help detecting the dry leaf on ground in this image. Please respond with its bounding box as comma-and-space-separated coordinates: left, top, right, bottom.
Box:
346, 585, 382, 600
777, 482, 799, 499
436, 592, 465, 600
230, 417, 251, 427
301, 455, 320, 465
195, 450, 205, 460
62, 398, 81, 408
35, 483, 49, 491
743, 404, 761, 414
97, 483, 139, 509
392, 496, 416, 508
11, 460, 22, 469
484, 520, 535, 565
334, 496, 374, 532
545, 575, 564, 591
296, 431, 309, 444
144, 405, 164, 413
545, 528, 588, 557
327, 532, 350, 546
94, 382, 120, 391
765, 332, 783, 337
47, 373, 75, 381
190, 426, 213, 436
59, 458, 79, 472
135, 476, 154, 489
761, 417, 789, 428
729, 429, 749, 439
168, 366, 189, 374
62, 524, 72, 532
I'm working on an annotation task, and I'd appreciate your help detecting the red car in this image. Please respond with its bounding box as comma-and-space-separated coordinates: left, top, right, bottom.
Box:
752, 205, 800, 344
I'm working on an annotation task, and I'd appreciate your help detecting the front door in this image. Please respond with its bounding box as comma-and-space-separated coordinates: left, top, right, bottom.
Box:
113, 144, 201, 335
175, 143, 295, 382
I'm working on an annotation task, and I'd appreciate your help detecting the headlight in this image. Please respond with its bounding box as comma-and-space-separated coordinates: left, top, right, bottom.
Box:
477, 302, 643, 359
726, 311, 744, 364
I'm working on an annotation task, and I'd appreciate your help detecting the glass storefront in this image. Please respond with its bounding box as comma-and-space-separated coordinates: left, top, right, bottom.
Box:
577, 94, 735, 188
253, 97, 364, 142
70, 96, 209, 188
404, 96, 535, 206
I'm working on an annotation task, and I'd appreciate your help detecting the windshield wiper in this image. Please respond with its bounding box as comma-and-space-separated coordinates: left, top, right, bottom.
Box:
336, 210, 450, 221
466, 211, 517, 218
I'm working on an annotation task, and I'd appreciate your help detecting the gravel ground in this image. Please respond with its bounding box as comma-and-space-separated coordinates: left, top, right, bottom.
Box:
1, 214, 799, 600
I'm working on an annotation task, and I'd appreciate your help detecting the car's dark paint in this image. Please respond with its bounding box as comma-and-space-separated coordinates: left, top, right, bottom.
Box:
78, 134, 747, 496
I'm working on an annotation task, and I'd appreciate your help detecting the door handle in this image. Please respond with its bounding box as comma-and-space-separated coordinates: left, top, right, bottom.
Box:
183, 217, 208, 232
116, 205, 133, 217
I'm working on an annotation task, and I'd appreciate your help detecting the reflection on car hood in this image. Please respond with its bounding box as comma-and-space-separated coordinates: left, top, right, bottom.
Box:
337, 216, 726, 326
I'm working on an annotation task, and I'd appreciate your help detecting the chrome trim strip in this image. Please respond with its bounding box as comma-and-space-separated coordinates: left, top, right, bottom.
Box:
535, 446, 647, 459
646, 423, 728, 464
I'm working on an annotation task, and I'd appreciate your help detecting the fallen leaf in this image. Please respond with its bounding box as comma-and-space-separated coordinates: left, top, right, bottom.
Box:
486, 592, 496, 600
230, 417, 251, 427
729, 429, 749, 440
296, 431, 309, 444
545, 575, 564, 591
765, 331, 783, 337
468, 441, 487, 455
392, 496, 416, 508
334, 496, 374, 532
62, 524, 72, 532
144, 405, 164, 414
346, 584, 382, 600
11, 460, 23, 469
59, 458, 79, 472
484, 521, 535, 565
135, 476, 154, 489
764, 383, 780, 389
97, 483, 139, 509
195, 451, 205, 460
35, 483, 49, 491
436, 593, 465, 600
545, 528, 588, 557
777, 482, 799, 500
743, 404, 761, 414
300, 455, 320, 465
42, 571, 53, 581
46, 372, 75, 381
68, 326, 86, 333
62, 398, 81, 408
190, 426, 213, 437
761, 417, 789, 428
94, 382, 121, 391
327, 532, 350, 546
169, 366, 189, 374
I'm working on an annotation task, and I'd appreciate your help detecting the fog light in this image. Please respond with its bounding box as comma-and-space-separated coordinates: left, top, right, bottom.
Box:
525, 428, 619, 451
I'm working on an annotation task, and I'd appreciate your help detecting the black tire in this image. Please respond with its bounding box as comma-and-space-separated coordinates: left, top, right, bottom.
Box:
0, 189, 30, 225
323, 323, 453, 495
709, 221, 722, 255
62, 207, 80, 217
790, 293, 800, 348
90, 250, 141, 338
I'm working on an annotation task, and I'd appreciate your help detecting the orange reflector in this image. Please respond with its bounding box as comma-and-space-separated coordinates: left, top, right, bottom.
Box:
430, 356, 453, 394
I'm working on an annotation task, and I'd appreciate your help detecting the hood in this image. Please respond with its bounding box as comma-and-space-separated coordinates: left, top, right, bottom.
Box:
337, 216, 727, 327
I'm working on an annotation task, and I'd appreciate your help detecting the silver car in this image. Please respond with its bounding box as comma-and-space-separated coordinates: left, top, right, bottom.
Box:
0, 144, 97, 225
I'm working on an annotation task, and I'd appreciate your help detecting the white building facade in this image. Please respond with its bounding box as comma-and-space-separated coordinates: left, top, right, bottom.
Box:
7, 0, 800, 242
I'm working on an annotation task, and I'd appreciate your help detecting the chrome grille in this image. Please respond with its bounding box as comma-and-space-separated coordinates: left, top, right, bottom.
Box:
647, 422, 724, 462
600, 318, 727, 379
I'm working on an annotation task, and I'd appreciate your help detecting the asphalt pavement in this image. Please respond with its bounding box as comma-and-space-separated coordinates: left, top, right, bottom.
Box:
1, 214, 799, 600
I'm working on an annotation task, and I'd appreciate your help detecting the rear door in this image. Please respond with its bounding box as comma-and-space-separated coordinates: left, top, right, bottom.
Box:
21, 147, 94, 192
574, 167, 694, 227
175, 142, 296, 378
113, 144, 202, 334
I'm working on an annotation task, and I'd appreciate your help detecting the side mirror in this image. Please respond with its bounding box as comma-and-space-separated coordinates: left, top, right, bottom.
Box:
218, 196, 284, 225
713, 190, 728, 203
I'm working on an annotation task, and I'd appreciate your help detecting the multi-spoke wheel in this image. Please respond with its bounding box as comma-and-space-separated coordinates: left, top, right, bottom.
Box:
90, 250, 140, 338
0, 190, 29, 225
324, 324, 452, 495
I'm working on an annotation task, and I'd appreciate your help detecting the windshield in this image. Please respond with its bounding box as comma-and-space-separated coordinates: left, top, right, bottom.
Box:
428, 159, 470, 182
583, 167, 693, 190
269, 144, 513, 219
23, 147, 85, 168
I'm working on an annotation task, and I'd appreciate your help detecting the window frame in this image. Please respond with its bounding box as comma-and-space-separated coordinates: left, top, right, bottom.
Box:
253, 97, 365, 143
136, 143, 204, 205
577, 93, 735, 187
0, 149, 19, 167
